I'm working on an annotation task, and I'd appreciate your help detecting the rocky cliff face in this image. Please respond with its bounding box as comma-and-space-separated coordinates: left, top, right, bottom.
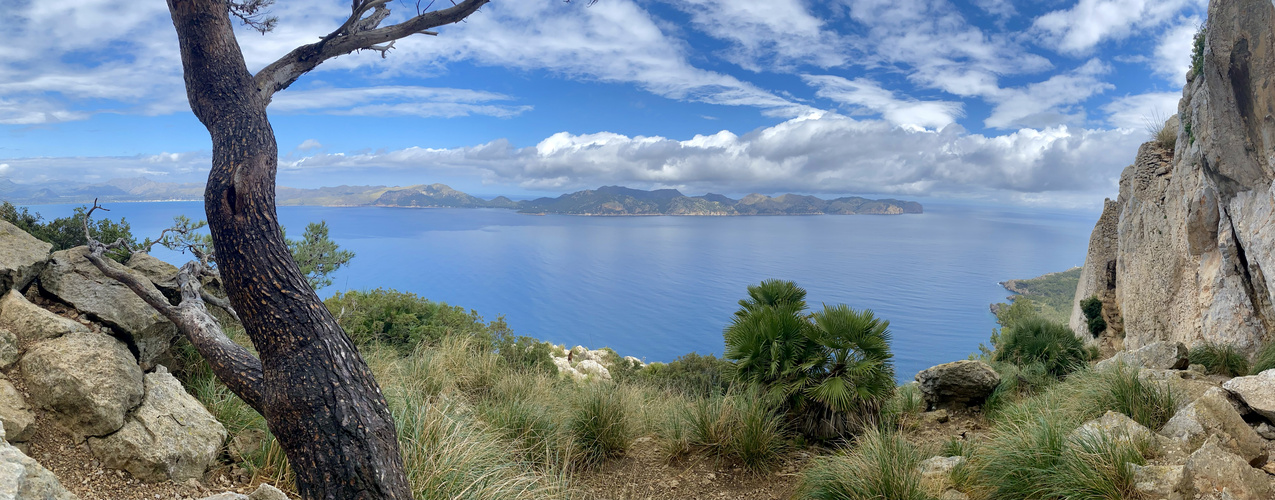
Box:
1072, 0, 1275, 353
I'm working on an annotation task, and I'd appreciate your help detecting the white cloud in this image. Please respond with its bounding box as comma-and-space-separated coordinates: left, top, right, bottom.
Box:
985, 59, 1114, 129
802, 75, 963, 128
973, 0, 1017, 19
1032, 0, 1199, 55
297, 139, 324, 152
1152, 17, 1201, 86
271, 86, 533, 118
1102, 91, 1182, 130
661, 0, 849, 71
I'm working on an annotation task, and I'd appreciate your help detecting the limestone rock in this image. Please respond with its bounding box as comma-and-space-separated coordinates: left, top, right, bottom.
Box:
0, 379, 33, 443
0, 220, 51, 295
1070, 0, 1275, 355
0, 290, 87, 343
89, 366, 227, 482
622, 355, 646, 368
1070, 199, 1123, 344
248, 484, 288, 500
1072, 410, 1157, 448
0, 329, 15, 370
917, 455, 963, 495
1139, 369, 1219, 405
39, 247, 177, 368
915, 360, 1000, 410
19, 332, 143, 437
125, 252, 180, 304
198, 494, 248, 500
0, 426, 78, 500
1095, 341, 1189, 371
1130, 464, 1187, 500
1222, 369, 1275, 422
576, 359, 612, 380
1182, 437, 1274, 500
1160, 387, 1267, 465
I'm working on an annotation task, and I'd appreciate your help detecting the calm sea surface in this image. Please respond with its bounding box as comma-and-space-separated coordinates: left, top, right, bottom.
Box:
28, 201, 1097, 380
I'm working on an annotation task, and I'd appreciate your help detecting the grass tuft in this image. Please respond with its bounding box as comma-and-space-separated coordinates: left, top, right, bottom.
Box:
1252, 341, 1275, 374
797, 428, 929, 500
570, 384, 633, 468
1189, 342, 1249, 377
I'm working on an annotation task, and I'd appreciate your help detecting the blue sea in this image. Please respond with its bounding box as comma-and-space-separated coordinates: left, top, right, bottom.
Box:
27, 201, 1096, 380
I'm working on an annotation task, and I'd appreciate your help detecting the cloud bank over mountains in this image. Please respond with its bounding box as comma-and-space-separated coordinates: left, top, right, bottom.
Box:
0, 0, 1208, 207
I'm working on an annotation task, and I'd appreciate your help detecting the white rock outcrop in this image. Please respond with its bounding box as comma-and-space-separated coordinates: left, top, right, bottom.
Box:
1221, 369, 1275, 421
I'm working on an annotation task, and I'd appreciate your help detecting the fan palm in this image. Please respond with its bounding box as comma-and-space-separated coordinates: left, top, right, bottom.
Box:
734, 279, 808, 318
802, 305, 895, 413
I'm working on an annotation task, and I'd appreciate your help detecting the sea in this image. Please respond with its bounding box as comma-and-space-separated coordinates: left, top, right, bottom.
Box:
25, 201, 1097, 381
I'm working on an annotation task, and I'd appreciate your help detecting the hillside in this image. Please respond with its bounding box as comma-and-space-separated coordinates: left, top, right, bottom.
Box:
990, 267, 1082, 324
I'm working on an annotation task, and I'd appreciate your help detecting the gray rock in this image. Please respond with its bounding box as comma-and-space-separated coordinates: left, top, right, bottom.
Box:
125, 252, 180, 304
0, 379, 33, 443
918, 455, 963, 495
248, 484, 289, 500
1139, 369, 1219, 405
1222, 369, 1275, 422
0, 290, 88, 343
1072, 410, 1158, 449
39, 247, 177, 369
915, 360, 1000, 410
0, 220, 51, 295
0, 329, 16, 370
1182, 437, 1274, 500
0, 426, 78, 500
1130, 463, 1187, 500
197, 494, 248, 500
1160, 387, 1267, 465
89, 366, 227, 482
20, 332, 143, 437
576, 359, 612, 380
1095, 341, 1189, 371
1255, 422, 1275, 440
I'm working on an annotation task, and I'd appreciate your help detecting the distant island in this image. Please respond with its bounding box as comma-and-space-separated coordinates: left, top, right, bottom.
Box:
2, 177, 922, 216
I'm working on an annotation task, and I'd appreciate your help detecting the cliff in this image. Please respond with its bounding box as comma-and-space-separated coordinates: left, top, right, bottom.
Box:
1071, 0, 1275, 353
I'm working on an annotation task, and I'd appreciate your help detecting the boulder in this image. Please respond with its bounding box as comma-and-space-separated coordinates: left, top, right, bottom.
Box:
623, 356, 646, 368
1095, 341, 1189, 372
125, 252, 180, 304
1160, 387, 1267, 465
0, 379, 34, 443
1139, 369, 1219, 405
1071, 410, 1157, 448
0, 220, 51, 295
0, 329, 15, 370
576, 359, 612, 380
0, 290, 88, 343
1182, 437, 1275, 500
0, 425, 78, 500
39, 247, 177, 368
918, 455, 963, 495
89, 366, 227, 482
915, 360, 1000, 410
20, 332, 143, 437
197, 484, 288, 500
1222, 369, 1275, 422
1130, 464, 1187, 500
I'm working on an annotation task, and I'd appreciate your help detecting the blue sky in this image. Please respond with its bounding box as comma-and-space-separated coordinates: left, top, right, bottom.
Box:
0, 0, 1207, 206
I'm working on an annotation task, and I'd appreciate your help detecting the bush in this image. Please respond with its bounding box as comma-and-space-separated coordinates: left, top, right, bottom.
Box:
1189, 342, 1249, 377
797, 428, 929, 500
1, 202, 136, 263
1252, 341, 1275, 374
1080, 297, 1106, 337
1191, 24, 1207, 78
635, 352, 734, 397
570, 385, 632, 467
724, 280, 896, 438
325, 288, 510, 353
993, 317, 1090, 377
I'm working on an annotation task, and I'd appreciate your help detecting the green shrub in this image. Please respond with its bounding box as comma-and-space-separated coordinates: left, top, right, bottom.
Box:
1252, 341, 1275, 374
725, 280, 896, 439
1191, 24, 1207, 78
325, 288, 510, 352
1189, 342, 1249, 377
729, 388, 786, 472
570, 385, 632, 467
663, 389, 787, 472
1, 202, 136, 263
1080, 297, 1106, 337
993, 317, 1090, 377
1086, 365, 1178, 430
797, 428, 929, 500
635, 352, 734, 397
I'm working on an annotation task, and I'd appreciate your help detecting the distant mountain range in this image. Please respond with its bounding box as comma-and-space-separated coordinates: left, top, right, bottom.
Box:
2, 178, 922, 216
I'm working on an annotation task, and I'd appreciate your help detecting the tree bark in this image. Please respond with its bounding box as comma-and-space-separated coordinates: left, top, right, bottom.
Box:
166, 1, 411, 498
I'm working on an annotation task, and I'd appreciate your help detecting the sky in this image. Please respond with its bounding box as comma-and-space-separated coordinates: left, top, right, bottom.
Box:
0, 0, 1208, 207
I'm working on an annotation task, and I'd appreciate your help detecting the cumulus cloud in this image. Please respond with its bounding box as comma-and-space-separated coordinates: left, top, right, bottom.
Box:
985, 59, 1114, 129
661, 0, 849, 71
1102, 91, 1182, 130
802, 75, 963, 129
1032, 0, 1202, 55
297, 139, 324, 152
1152, 17, 1202, 86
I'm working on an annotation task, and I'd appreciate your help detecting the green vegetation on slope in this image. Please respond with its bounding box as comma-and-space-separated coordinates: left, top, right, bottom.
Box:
1, 201, 136, 262
992, 267, 1082, 324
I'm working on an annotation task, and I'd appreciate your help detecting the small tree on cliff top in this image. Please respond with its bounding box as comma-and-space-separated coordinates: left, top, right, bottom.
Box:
79, 1, 495, 498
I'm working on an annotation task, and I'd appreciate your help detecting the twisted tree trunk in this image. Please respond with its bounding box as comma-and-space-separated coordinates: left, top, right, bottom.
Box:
159, 1, 486, 497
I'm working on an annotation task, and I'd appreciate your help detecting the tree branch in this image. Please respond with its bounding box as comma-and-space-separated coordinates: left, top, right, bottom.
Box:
252, 0, 489, 104
81, 200, 265, 414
